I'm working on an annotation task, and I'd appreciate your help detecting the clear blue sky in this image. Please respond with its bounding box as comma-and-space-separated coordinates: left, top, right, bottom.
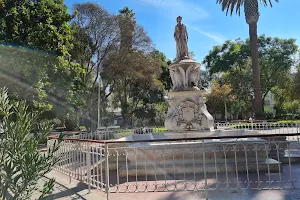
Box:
65, 0, 300, 63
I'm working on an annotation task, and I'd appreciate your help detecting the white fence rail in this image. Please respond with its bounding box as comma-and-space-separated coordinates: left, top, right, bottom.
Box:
216, 121, 299, 132
48, 127, 300, 199
66, 127, 163, 141
65, 122, 300, 141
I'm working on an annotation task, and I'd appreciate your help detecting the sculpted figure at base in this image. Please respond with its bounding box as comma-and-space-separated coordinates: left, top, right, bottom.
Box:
174, 16, 189, 61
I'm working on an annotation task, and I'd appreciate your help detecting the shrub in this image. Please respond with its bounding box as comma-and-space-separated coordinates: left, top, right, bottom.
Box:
264, 107, 276, 119
0, 87, 62, 199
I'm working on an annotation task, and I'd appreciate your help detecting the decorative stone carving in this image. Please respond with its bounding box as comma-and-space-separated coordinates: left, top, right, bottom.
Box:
169, 59, 201, 91
165, 91, 214, 132
170, 66, 185, 91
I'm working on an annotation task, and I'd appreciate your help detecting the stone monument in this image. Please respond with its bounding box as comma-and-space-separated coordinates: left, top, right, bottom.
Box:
108, 17, 280, 177
165, 16, 214, 132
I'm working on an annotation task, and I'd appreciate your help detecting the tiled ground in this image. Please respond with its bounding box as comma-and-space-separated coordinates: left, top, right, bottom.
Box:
36, 169, 300, 200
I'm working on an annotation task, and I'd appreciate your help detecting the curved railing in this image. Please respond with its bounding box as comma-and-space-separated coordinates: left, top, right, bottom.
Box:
48, 122, 300, 198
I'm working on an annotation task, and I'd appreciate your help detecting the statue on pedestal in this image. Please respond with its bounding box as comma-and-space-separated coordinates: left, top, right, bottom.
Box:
164, 16, 214, 132
174, 16, 189, 61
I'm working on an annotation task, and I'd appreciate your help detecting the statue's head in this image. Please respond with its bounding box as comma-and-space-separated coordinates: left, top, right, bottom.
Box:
176, 16, 182, 23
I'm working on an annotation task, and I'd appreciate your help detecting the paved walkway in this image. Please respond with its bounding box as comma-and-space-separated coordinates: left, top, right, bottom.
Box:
40, 128, 300, 199
31, 171, 107, 200
32, 170, 300, 200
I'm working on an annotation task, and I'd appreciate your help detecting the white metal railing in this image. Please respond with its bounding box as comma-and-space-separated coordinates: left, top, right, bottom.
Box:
48, 129, 300, 199
63, 122, 300, 141
65, 127, 164, 141
216, 121, 299, 133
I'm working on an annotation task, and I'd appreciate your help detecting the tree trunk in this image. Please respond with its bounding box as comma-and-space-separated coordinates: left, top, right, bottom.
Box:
249, 23, 264, 119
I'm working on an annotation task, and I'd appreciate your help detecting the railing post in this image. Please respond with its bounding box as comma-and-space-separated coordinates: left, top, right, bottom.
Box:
87, 142, 91, 193
202, 140, 208, 200
69, 140, 72, 184
105, 142, 110, 200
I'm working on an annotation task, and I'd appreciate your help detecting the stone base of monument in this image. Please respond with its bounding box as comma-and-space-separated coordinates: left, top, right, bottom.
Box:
164, 130, 215, 139
119, 158, 280, 177
165, 90, 214, 132
117, 137, 280, 177
111, 132, 281, 177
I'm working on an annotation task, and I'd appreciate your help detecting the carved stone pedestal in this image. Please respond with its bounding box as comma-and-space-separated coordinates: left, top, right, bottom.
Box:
165, 59, 214, 132
169, 59, 201, 91
165, 90, 214, 132
165, 58, 214, 132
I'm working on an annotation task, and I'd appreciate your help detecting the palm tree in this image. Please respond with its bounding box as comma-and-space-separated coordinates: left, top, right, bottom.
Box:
216, 0, 279, 120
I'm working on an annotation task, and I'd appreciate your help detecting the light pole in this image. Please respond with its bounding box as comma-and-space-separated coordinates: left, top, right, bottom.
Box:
97, 74, 102, 130
224, 100, 227, 122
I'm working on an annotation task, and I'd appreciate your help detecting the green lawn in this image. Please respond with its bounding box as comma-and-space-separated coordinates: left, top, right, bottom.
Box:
272, 120, 300, 124
222, 120, 300, 129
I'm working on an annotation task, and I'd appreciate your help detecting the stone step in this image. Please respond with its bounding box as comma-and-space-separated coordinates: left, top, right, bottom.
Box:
280, 155, 300, 164
269, 149, 300, 164
118, 158, 280, 177
126, 158, 268, 166
102, 155, 271, 169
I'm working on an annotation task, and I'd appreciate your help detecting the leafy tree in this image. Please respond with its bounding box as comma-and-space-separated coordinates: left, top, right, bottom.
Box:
203, 36, 298, 116
0, 0, 86, 128
105, 50, 162, 127
216, 0, 279, 119
0, 87, 62, 199
118, 6, 136, 51
102, 7, 161, 127
70, 3, 120, 128
264, 106, 276, 119
150, 50, 172, 91
0, 0, 73, 55
118, 50, 170, 127
200, 70, 211, 89
290, 66, 300, 100
206, 79, 233, 120
71, 3, 118, 90
0, 44, 57, 112
154, 101, 168, 126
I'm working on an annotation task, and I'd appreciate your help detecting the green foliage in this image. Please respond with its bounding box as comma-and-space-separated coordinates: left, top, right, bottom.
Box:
0, 0, 73, 54
271, 69, 300, 119
264, 107, 276, 119
282, 100, 300, 114
154, 102, 168, 126
151, 50, 172, 91
216, 0, 279, 17
100, 5, 163, 127
203, 35, 298, 118
0, 44, 58, 112
0, 44, 86, 128
0, 0, 87, 127
204, 36, 298, 98
106, 49, 162, 127
206, 79, 233, 117
200, 70, 211, 89
290, 66, 300, 99
0, 87, 63, 199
